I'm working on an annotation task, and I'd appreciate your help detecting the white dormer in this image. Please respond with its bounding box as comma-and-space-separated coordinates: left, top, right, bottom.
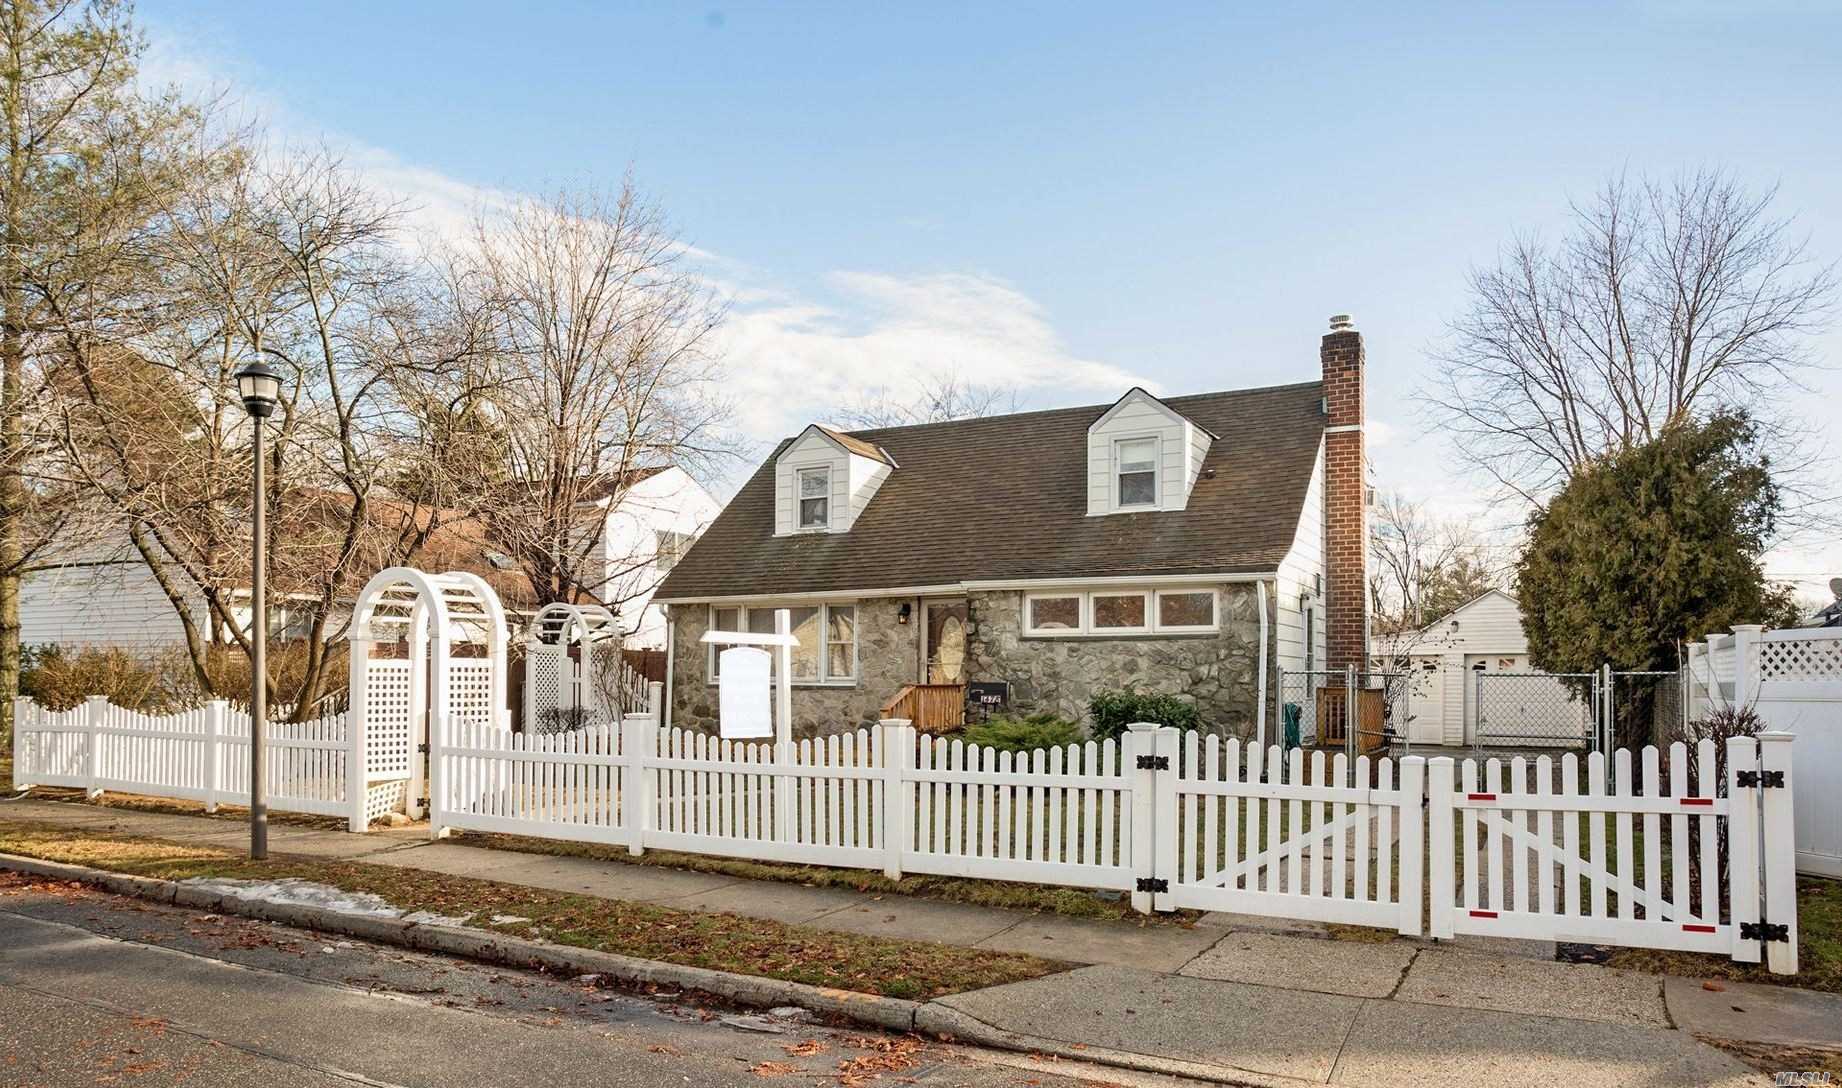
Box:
1085, 388, 1215, 516
774, 425, 896, 536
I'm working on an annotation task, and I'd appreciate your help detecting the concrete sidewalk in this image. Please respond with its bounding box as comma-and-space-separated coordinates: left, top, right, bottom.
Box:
6, 794, 1836, 1086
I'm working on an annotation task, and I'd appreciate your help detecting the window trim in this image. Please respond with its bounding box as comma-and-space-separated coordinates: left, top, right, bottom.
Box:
796, 465, 832, 531
1112, 433, 1161, 511
1024, 587, 1219, 638
1153, 589, 1218, 634
1090, 590, 1152, 634
708, 602, 857, 686
1023, 593, 1085, 636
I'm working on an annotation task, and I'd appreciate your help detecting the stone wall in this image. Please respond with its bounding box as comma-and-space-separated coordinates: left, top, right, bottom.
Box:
666, 583, 1280, 740
667, 597, 920, 738
964, 583, 1273, 739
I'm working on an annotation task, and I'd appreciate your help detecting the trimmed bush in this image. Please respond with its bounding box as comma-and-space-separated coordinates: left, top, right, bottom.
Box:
961, 712, 1084, 753
1087, 688, 1200, 742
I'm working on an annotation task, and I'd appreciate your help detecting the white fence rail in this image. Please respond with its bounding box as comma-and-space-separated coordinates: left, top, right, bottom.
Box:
12, 696, 350, 817
13, 693, 1802, 972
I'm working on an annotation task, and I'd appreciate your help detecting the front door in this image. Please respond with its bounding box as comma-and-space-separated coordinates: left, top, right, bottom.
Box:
923, 601, 970, 683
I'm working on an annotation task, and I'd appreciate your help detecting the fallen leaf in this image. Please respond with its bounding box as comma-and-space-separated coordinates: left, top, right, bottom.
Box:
1700, 980, 1726, 992
750, 1060, 800, 1077
782, 1040, 827, 1057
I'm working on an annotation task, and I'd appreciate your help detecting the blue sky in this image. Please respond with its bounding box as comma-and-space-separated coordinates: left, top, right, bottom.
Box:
140, 1, 1842, 594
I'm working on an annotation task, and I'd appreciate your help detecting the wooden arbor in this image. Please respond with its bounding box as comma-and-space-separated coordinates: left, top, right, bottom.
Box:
522, 602, 623, 730
346, 567, 508, 831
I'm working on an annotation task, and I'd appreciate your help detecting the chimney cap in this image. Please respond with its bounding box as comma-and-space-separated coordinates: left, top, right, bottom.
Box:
1328, 314, 1355, 332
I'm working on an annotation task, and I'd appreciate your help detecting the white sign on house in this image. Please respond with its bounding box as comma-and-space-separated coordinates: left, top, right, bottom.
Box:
717, 646, 773, 739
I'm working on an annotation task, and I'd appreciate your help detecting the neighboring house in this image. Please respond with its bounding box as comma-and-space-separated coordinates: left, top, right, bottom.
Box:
654, 316, 1371, 737
591, 466, 724, 649
1389, 588, 1587, 747
21, 465, 722, 654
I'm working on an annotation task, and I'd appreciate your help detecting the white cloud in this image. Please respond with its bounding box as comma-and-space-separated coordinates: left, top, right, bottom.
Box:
710, 271, 1149, 443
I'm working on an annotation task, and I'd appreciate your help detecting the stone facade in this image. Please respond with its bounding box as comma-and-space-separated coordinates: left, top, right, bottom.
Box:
667, 583, 1280, 740
964, 584, 1272, 738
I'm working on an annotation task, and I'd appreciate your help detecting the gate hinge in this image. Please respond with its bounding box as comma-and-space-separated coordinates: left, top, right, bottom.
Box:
1736, 770, 1785, 789
1740, 920, 1790, 943
417, 743, 430, 754
1135, 877, 1169, 893
1135, 755, 1170, 771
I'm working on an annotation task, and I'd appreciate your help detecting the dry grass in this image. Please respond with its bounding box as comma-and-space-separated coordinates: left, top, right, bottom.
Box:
0, 819, 1068, 1000
1604, 875, 1842, 994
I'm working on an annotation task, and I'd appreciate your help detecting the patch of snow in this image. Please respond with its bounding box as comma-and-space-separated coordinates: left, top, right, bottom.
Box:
180, 877, 473, 927
490, 914, 532, 925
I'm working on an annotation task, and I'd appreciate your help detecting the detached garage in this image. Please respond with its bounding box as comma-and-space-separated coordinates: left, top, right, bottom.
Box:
1392, 589, 1591, 748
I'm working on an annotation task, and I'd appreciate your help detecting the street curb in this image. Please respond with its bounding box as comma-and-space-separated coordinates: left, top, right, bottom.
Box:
0, 852, 918, 1034
0, 850, 1267, 1084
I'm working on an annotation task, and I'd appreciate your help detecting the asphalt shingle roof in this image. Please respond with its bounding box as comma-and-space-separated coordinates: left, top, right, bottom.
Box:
655, 380, 1326, 600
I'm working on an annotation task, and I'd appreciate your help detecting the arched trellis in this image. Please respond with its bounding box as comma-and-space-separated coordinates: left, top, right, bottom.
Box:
345, 567, 508, 831
523, 602, 621, 730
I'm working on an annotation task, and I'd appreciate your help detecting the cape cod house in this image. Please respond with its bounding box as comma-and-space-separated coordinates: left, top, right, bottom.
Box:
654, 317, 1372, 737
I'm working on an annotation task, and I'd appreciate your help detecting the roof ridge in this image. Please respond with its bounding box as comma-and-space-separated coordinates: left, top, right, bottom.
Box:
831, 378, 1325, 441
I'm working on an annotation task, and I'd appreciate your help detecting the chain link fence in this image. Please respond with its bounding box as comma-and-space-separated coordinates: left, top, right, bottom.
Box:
1473, 671, 1597, 750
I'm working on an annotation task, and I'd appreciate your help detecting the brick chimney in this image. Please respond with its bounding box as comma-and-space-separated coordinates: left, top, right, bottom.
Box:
1321, 314, 1368, 672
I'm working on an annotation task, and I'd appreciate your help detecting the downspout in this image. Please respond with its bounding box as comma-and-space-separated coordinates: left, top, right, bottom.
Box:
1255, 580, 1269, 748
662, 606, 675, 728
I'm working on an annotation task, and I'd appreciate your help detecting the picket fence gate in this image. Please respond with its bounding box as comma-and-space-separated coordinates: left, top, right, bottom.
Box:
11, 696, 1801, 972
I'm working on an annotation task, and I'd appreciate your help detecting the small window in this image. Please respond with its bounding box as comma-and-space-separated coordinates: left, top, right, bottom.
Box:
1115, 437, 1158, 508
826, 605, 856, 680
1156, 590, 1216, 631
798, 466, 831, 529
1091, 592, 1149, 632
654, 529, 691, 572
1026, 595, 1081, 632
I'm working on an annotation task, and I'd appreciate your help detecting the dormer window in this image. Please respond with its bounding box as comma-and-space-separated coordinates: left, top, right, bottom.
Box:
798, 466, 831, 529
1115, 437, 1159, 508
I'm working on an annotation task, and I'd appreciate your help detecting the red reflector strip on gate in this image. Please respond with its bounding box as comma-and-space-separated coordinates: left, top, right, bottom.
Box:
1679, 798, 1715, 807
1469, 910, 1498, 918
1466, 793, 1496, 802
1682, 924, 1718, 933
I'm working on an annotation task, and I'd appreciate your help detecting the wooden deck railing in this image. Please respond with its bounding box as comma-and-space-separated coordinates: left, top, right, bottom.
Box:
881, 683, 966, 734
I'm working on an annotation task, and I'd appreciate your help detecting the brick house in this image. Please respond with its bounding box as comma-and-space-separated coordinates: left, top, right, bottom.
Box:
654, 317, 1370, 737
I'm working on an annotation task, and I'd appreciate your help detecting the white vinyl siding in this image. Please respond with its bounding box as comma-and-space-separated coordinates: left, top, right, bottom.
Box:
1274, 440, 1326, 674
1397, 590, 1545, 746
773, 427, 891, 536
21, 560, 197, 651
1085, 389, 1211, 516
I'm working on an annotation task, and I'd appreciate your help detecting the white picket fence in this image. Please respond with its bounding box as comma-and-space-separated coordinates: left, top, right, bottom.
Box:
12, 696, 351, 817
429, 716, 1147, 899
11, 694, 1801, 972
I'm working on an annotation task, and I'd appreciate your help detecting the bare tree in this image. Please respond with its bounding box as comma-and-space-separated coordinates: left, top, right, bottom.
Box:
1368, 490, 1507, 649
1424, 170, 1836, 506
835, 371, 1019, 430
53, 145, 490, 715
453, 182, 731, 612
0, 0, 215, 735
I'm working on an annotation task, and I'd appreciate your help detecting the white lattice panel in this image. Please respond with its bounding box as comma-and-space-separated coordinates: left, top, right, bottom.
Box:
449, 659, 495, 723
1761, 632, 1842, 683
526, 648, 567, 722
364, 779, 409, 823
365, 659, 414, 777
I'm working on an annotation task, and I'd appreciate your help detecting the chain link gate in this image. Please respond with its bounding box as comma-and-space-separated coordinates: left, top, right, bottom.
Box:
1277, 666, 1409, 777
1473, 671, 1598, 752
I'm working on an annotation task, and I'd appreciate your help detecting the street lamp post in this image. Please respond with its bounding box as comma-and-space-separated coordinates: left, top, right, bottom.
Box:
234, 361, 283, 861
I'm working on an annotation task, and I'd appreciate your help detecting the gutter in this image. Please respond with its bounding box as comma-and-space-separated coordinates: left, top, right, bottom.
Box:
1256, 579, 1269, 747
657, 570, 1281, 606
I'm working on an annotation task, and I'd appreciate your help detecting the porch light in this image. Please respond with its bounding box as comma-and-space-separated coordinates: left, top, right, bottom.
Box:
898, 603, 911, 625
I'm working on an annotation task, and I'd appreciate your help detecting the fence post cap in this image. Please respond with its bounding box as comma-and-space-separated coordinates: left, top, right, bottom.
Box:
1731, 624, 1766, 632
877, 718, 912, 729
84, 695, 109, 706
1125, 722, 1160, 733
1756, 730, 1795, 742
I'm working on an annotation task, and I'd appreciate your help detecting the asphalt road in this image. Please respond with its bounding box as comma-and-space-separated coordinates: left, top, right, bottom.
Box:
0, 872, 1145, 1088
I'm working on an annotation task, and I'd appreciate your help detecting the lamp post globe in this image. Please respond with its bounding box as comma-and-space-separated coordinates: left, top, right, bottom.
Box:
235, 360, 282, 419
235, 360, 284, 860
